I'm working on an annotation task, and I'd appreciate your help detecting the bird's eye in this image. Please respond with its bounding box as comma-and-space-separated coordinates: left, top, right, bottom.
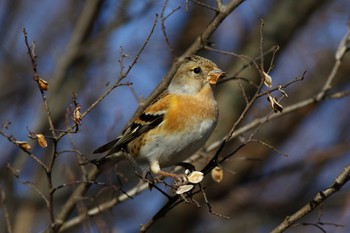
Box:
193, 67, 201, 74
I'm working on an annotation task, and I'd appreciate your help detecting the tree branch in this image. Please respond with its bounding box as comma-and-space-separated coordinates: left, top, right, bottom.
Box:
270, 164, 350, 233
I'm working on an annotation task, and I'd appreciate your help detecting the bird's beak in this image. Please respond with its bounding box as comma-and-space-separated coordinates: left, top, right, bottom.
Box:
207, 69, 226, 84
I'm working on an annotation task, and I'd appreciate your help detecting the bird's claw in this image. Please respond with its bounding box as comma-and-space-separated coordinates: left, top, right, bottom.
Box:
173, 174, 189, 187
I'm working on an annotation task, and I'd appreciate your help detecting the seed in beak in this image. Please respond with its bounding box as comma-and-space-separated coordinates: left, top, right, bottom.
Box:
207, 69, 226, 84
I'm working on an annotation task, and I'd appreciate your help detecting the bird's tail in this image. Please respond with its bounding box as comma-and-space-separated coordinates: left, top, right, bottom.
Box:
88, 151, 126, 169
93, 138, 120, 154
82, 137, 125, 169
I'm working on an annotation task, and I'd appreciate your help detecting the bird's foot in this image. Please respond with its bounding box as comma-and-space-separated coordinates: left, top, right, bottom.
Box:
173, 173, 189, 187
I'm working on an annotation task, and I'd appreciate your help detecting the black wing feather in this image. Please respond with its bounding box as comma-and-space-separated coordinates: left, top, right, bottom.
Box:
106, 114, 164, 156
92, 113, 164, 156
93, 138, 120, 154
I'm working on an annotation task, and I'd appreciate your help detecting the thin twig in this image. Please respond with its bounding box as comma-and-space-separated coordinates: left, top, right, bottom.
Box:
23, 28, 57, 139
7, 164, 50, 208
51, 180, 129, 197
256, 71, 306, 98
250, 139, 288, 157
160, 0, 180, 55
199, 184, 229, 219
259, 19, 265, 72
57, 14, 159, 140
80, 55, 150, 126
22, 31, 58, 226
205, 45, 280, 79
59, 181, 150, 232
191, 0, 219, 12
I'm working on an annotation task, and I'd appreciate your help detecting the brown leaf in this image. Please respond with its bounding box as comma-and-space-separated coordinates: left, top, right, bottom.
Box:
16, 141, 31, 151
73, 105, 82, 125
211, 166, 223, 183
263, 71, 272, 88
278, 85, 288, 98
267, 95, 283, 113
36, 134, 47, 148
38, 78, 49, 91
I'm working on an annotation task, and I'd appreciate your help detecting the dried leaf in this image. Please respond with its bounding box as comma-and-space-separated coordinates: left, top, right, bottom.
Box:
38, 78, 49, 91
267, 95, 283, 113
278, 85, 288, 98
36, 133, 47, 148
273, 101, 283, 112
263, 71, 272, 88
16, 141, 31, 151
207, 69, 226, 84
211, 166, 223, 183
187, 171, 204, 184
73, 105, 82, 125
176, 184, 194, 194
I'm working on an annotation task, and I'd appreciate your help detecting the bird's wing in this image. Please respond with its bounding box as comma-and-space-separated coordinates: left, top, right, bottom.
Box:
93, 91, 169, 156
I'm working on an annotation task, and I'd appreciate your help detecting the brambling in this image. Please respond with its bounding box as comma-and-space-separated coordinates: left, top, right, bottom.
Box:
92, 55, 225, 180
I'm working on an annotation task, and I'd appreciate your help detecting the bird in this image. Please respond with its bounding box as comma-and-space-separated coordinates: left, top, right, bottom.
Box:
92, 55, 225, 181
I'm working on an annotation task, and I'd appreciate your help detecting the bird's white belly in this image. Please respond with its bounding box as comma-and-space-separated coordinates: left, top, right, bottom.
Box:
138, 119, 216, 168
